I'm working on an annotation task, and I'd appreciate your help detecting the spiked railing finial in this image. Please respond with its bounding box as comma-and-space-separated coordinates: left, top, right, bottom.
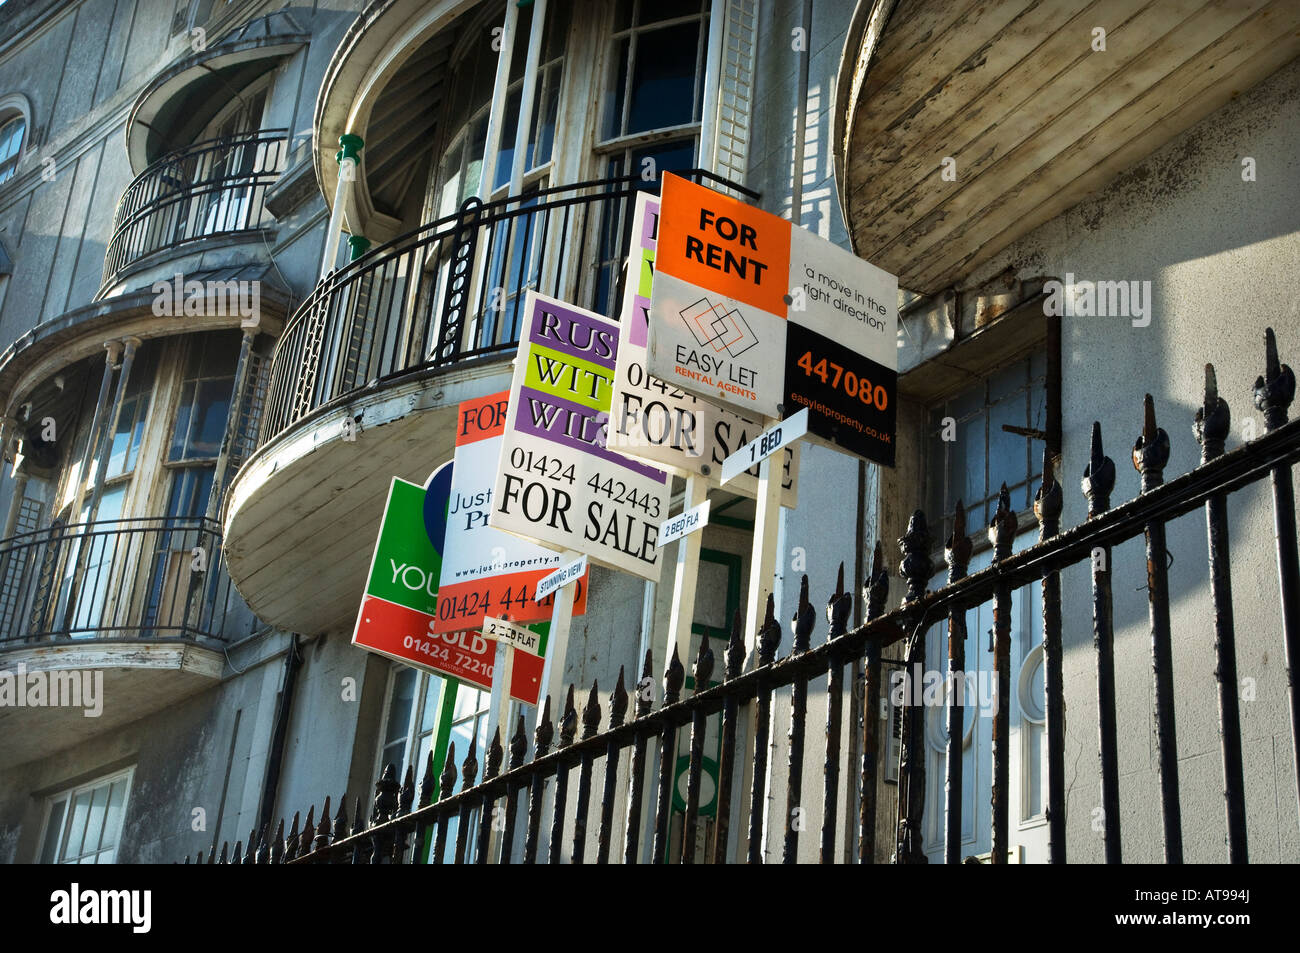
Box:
864, 540, 890, 619
758, 592, 782, 665
1132, 394, 1171, 491
1082, 421, 1116, 515
269, 818, 284, 864
635, 649, 654, 717
827, 561, 853, 637
899, 510, 933, 601
559, 685, 578, 748
1254, 327, 1295, 431
792, 574, 815, 652
988, 484, 1017, 560
399, 763, 415, 816
664, 644, 685, 704
439, 744, 457, 801
725, 609, 745, 679
693, 636, 715, 692
610, 668, 629, 728
418, 749, 436, 807
373, 762, 399, 823
536, 694, 555, 757
461, 739, 479, 791
485, 728, 504, 780
582, 681, 602, 739
315, 797, 332, 852
1194, 363, 1231, 461
509, 713, 528, 770
1034, 448, 1063, 537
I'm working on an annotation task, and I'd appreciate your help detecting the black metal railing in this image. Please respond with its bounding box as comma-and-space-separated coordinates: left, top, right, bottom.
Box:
189, 329, 1300, 864
0, 516, 232, 642
101, 129, 288, 289
259, 170, 756, 445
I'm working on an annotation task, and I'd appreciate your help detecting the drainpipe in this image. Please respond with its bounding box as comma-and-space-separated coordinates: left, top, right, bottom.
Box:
259, 633, 304, 837
319, 134, 365, 281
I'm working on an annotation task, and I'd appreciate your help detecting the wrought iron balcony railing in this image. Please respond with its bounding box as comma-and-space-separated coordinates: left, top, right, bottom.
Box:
101, 129, 288, 290
259, 170, 755, 446
0, 516, 232, 643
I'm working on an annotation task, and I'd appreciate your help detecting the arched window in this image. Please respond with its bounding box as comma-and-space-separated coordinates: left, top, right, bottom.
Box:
0, 114, 25, 185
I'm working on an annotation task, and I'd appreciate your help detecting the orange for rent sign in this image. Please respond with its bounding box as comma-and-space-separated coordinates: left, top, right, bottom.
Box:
647, 173, 899, 467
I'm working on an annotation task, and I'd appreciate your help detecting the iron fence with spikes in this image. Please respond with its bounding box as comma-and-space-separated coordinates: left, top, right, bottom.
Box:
185, 328, 1300, 864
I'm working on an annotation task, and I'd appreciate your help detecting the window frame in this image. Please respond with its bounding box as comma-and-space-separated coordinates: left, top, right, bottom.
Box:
922, 350, 1052, 558
0, 111, 27, 185
597, 0, 710, 150
36, 766, 135, 865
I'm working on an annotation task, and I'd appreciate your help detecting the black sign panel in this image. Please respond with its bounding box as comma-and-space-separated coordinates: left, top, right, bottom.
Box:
783, 322, 897, 467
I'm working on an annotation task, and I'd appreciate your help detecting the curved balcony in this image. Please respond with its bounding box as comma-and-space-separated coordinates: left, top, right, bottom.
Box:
225, 170, 753, 636
263, 170, 754, 441
100, 129, 288, 295
0, 516, 231, 643
0, 516, 233, 768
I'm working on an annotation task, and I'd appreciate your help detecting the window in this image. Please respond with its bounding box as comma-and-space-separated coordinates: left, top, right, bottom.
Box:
168, 334, 238, 465
378, 667, 444, 782
0, 115, 24, 185
431, 2, 571, 215
603, 0, 710, 142
592, 2, 709, 316
377, 668, 491, 860
924, 354, 1048, 550
105, 346, 157, 481
38, 768, 133, 864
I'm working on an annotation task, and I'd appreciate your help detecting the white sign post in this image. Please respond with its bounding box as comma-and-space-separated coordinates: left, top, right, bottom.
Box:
663, 476, 709, 672
537, 549, 583, 708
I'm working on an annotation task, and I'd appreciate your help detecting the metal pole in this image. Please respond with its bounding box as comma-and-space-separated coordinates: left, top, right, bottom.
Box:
69, 341, 123, 525
1196, 364, 1248, 861
319, 135, 363, 280
1035, 452, 1066, 862
206, 328, 257, 522
943, 504, 972, 864
1134, 394, 1182, 863
85, 337, 139, 524
1254, 327, 1300, 833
